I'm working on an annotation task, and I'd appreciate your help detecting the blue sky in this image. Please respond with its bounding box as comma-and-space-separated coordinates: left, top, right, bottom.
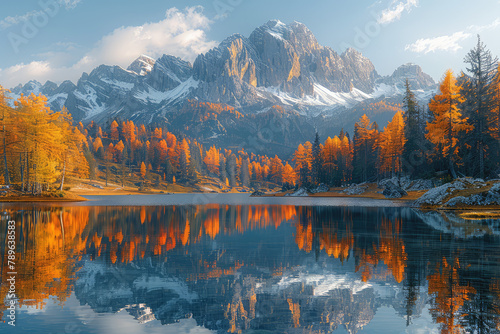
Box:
0, 0, 499, 88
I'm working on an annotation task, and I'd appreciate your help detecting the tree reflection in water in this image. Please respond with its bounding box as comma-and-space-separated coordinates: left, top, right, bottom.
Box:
1, 204, 500, 333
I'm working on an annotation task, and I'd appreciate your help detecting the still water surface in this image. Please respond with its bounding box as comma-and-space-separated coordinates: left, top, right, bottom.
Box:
1, 195, 500, 333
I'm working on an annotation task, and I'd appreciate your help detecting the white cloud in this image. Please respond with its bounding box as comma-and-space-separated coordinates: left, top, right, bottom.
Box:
0, 7, 217, 88
0, 0, 83, 30
405, 31, 471, 53
378, 0, 418, 25
85, 6, 215, 66
466, 18, 500, 33
406, 18, 500, 54
0, 10, 40, 30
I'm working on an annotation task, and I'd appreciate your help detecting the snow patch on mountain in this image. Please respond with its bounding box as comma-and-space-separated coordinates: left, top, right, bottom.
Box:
100, 78, 135, 90
260, 84, 372, 109
47, 93, 68, 110
134, 77, 198, 104
271, 272, 372, 296
74, 86, 107, 120
265, 19, 289, 40
372, 83, 436, 102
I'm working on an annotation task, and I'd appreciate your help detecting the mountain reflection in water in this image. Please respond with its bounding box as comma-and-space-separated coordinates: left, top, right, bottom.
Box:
1, 204, 500, 333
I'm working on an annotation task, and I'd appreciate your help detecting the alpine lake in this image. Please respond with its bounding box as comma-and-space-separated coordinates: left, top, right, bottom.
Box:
1, 194, 500, 333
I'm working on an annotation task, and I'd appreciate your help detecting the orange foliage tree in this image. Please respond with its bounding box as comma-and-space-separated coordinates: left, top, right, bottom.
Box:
426, 70, 472, 177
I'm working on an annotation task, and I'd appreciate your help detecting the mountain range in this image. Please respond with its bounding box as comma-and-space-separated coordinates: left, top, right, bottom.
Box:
8, 20, 437, 156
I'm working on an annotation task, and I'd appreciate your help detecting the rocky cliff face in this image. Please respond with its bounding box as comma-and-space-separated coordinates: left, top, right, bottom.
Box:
380, 63, 436, 90
191, 20, 380, 109
146, 55, 193, 92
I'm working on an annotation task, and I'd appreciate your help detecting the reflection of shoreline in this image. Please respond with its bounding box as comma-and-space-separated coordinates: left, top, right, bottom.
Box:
414, 209, 500, 238
1, 205, 500, 333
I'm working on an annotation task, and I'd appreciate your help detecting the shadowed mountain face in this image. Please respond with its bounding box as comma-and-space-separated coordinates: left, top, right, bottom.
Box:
1, 203, 500, 333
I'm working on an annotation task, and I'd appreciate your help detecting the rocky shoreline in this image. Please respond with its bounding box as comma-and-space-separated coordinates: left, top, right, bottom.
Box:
256, 177, 500, 211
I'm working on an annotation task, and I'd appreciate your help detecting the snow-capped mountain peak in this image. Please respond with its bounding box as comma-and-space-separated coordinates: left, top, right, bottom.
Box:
127, 55, 156, 76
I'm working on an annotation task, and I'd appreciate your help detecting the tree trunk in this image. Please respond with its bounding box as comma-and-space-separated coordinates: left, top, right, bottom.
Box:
3, 125, 9, 185
449, 157, 458, 180
479, 118, 484, 179
364, 141, 367, 182
59, 210, 65, 250
26, 152, 30, 194
20, 153, 24, 192
59, 156, 66, 191
448, 98, 457, 180
33, 163, 37, 195
480, 141, 485, 179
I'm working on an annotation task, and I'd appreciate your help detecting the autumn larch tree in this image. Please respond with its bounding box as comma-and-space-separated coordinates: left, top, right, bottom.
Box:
57, 109, 89, 190
322, 136, 340, 186
140, 161, 147, 179
293, 143, 312, 187
282, 162, 296, 187
337, 130, 352, 185
204, 146, 220, 174
269, 155, 284, 185
110, 120, 119, 141
15, 94, 66, 193
426, 70, 472, 178
312, 133, 324, 185
378, 111, 406, 177
353, 114, 378, 183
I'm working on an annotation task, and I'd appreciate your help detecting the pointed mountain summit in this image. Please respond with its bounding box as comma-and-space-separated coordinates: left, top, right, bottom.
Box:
381, 63, 436, 90
127, 55, 156, 76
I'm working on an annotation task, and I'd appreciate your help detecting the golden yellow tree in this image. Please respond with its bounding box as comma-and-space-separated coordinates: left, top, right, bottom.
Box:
110, 120, 119, 141
282, 162, 296, 185
140, 161, 147, 179
56, 108, 89, 190
204, 146, 220, 174
15, 94, 66, 193
427, 258, 476, 334
378, 111, 406, 176
426, 70, 472, 178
